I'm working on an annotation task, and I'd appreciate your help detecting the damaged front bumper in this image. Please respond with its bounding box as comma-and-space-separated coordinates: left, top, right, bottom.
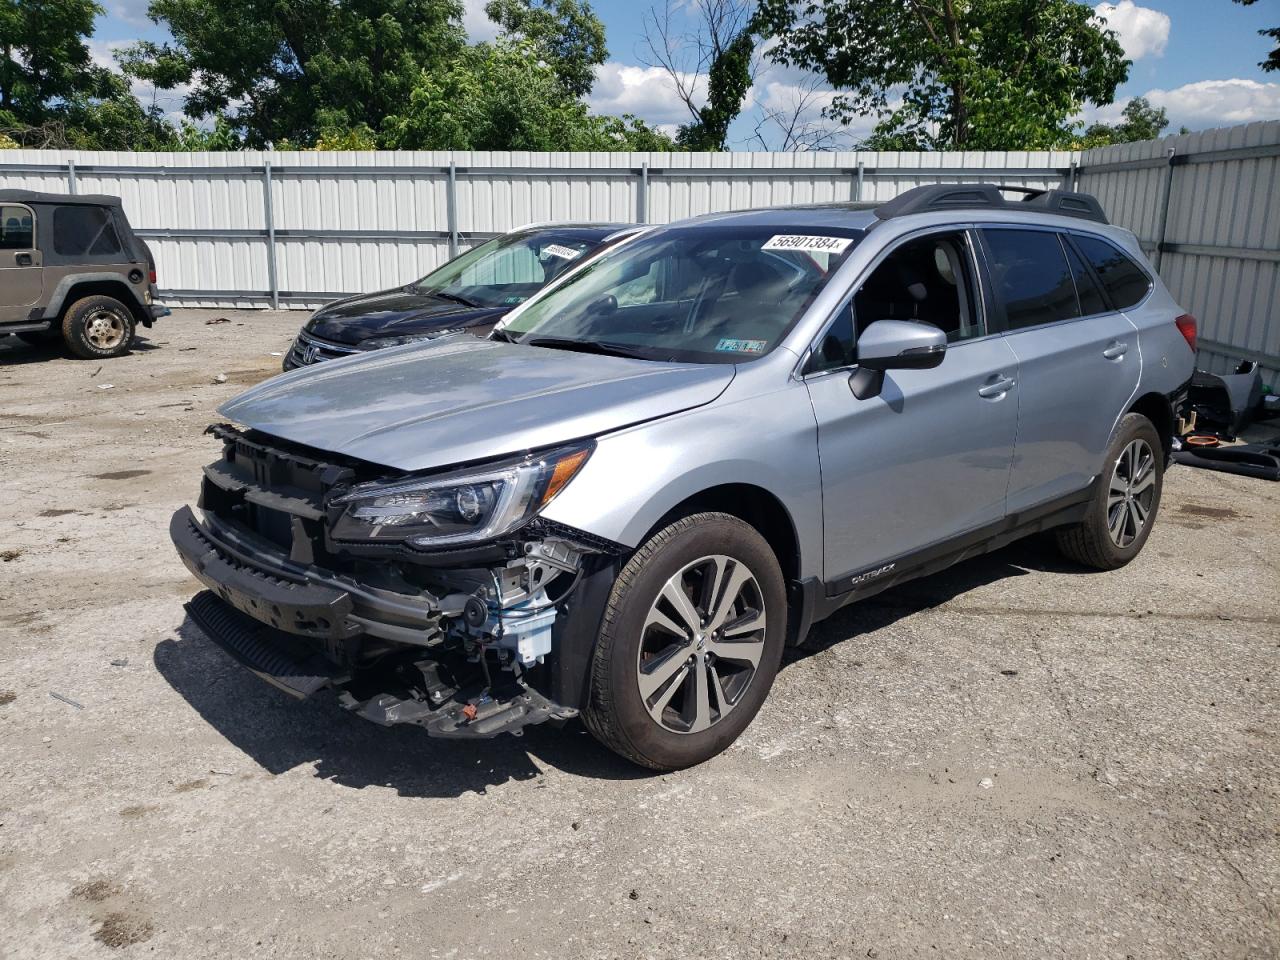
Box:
183, 590, 578, 738
170, 425, 621, 739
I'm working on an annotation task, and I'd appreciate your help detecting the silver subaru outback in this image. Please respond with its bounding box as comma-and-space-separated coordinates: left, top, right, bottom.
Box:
172, 184, 1196, 770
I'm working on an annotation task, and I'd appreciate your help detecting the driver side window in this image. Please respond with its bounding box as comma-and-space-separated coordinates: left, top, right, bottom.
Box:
809, 230, 984, 374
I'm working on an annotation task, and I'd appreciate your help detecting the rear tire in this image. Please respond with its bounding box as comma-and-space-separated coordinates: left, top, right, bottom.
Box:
61, 295, 136, 359
583, 512, 786, 770
1056, 413, 1164, 570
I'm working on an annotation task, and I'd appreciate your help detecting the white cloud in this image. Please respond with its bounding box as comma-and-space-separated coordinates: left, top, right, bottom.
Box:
104, 0, 152, 28
588, 61, 706, 127
756, 81, 838, 117
738, 79, 867, 150
1147, 78, 1280, 128
462, 0, 500, 42
86, 38, 126, 71
1079, 79, 1280, 132
1093, 1, 1170, 60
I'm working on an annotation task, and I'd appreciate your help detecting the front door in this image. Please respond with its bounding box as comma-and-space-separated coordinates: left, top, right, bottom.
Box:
804, 228, 1020, 591
0, 204, 42, 322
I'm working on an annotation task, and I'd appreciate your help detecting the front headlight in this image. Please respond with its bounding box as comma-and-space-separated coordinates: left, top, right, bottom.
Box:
330, 443, 592, 547
361, 329, 465, 351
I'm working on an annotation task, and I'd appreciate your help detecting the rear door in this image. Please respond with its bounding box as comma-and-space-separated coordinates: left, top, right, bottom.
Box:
804, 227, 1020, 589
979, 227, 1141, 512
0, 203, 42, 322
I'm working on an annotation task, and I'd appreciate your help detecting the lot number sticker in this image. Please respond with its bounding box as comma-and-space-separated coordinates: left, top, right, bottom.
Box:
542, 243, 583, 260
761, 234, 854, 255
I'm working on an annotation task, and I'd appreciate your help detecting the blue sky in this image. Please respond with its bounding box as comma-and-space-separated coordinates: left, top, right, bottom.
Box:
90, 0, 1280, 148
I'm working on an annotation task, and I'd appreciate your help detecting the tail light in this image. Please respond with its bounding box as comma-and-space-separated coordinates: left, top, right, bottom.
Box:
149, 268, 157, 285
1174, 314, 1197, 353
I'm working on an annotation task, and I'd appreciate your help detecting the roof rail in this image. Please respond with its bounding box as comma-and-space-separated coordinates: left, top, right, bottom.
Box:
874, 183, 1108, 225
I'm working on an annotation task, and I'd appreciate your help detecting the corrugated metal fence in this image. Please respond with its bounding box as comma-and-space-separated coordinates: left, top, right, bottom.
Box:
1077, 120, 1280, 387
0, 126, 1275, 384
0, 149, 1072, 308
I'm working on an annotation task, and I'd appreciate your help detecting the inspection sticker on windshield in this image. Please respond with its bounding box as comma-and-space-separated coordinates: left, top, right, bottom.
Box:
761, 234, 854, 255
542, 243, 582, 260
716, 338, 768, 354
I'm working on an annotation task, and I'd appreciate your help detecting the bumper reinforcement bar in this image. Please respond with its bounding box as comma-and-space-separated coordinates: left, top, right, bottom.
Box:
172, 505, 361, 641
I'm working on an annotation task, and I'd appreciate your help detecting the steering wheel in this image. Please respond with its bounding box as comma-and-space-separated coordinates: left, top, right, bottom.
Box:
589, 294, 618, 316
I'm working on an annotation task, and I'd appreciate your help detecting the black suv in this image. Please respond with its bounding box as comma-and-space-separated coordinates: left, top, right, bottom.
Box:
0, 190, 167, 358
284, 223, 639, 369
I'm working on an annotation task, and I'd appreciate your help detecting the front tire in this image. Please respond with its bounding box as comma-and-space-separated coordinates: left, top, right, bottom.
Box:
61, 295, 136, 359
583, 512, 786, 770
1056, 413, 1164, 570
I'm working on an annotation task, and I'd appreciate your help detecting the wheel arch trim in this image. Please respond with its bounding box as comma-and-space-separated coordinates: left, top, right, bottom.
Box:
42, 273, 148, 326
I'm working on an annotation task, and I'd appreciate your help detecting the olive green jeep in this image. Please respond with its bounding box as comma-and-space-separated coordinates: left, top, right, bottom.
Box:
0, 190, 168, 359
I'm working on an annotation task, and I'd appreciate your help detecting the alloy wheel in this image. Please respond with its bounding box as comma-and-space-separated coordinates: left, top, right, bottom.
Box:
84, 309, 127, 351
636, 554, 767, 735
1107, 438, 1156, 548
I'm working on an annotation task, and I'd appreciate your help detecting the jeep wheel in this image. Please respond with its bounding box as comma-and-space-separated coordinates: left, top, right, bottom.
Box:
583, 512, 786, 770
1056, 413, 1164, 570
61, 295, 136, 359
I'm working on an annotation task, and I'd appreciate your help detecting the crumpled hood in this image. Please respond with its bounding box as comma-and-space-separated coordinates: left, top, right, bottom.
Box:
219, 336, 736, 472
306, 288, 507, 342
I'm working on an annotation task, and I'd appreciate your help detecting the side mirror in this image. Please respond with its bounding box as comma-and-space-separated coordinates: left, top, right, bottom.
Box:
849, 319, 947, 400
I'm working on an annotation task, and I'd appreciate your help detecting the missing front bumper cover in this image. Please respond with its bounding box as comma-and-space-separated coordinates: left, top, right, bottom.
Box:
185, 589, 576, 738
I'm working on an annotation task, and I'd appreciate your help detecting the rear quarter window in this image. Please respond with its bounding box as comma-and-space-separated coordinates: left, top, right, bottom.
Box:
52, 206, 124, 259
1073, 234, 1152, 310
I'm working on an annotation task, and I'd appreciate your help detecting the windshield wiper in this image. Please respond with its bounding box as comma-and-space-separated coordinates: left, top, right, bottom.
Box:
523, 336, 653, 361
430, 291, 481, 308
489, 327, 520, 343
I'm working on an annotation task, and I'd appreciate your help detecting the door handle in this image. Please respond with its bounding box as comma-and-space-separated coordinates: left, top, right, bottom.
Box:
15, 253, 32, 266
1102, 340, 1129, 360
978, 375, 1016, 398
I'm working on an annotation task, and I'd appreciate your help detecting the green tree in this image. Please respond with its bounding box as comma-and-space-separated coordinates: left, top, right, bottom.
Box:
122, 0, 467, 147
1078, 95, 1169, 147
677, 29, 753, 150
0, 0, 178, 149
753, 0, 1130, 150
485, 0, 607, 98
382, 40, 676, 151
641, 0, 756, 151
1234, 0, 1280, 71
173, 115, 244, 151
62, 73, 179, 150
0, 0, 103, 127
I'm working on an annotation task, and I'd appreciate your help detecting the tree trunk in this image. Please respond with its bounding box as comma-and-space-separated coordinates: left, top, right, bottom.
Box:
952, 80, 967, 148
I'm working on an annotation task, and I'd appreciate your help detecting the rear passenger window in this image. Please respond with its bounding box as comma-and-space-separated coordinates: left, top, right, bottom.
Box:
981, 229, 1078, 330
1073, 235, 1151, 309
53, 205, 123, 258
0, 205, 34, 249
1063, 240, 1108, 316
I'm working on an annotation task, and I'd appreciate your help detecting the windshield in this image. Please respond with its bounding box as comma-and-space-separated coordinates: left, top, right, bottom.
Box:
498, 225, 862, 363
414, 230, 606, 309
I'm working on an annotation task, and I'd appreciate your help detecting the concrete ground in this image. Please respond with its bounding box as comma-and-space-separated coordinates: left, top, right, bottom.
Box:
1, 310, 1277, 960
